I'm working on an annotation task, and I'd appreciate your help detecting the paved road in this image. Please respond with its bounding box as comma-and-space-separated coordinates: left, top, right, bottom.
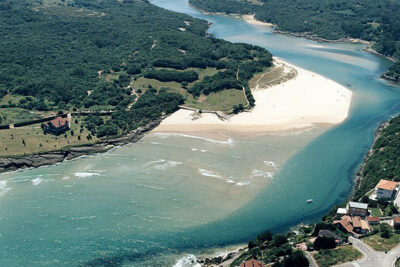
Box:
336, 236, 400, 267
305, 251, 318, 267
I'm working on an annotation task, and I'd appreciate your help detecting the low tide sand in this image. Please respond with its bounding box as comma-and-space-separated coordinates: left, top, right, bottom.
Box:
154, 58, 352, 135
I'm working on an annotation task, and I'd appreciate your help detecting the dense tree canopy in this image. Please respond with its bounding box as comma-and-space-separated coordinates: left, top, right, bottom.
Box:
190, 0, 400, 79
0, 0, 272, 137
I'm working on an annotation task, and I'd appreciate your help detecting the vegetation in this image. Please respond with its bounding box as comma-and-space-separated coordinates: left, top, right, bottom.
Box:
354, 116, 400, 200
0, 117, 101, 156
364, 229, 400, 251
314, 246, 362, 267
189, 0, 400, 80
0, 0, 273, 155
230, 230, 308, 266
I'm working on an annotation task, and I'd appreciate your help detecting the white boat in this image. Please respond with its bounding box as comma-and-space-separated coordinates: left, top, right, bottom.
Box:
306, 199, 313, 204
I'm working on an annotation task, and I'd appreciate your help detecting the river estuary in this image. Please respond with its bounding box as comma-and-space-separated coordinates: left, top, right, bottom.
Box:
0, 0, 400, 266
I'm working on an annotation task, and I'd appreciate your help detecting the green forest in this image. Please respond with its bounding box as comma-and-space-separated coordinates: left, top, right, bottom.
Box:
190, 0, 400, 81
355, 116, 400, 200
0, 0, 272, 138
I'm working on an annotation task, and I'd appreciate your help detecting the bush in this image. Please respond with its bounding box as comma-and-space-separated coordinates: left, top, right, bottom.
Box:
314, 236, 336, 250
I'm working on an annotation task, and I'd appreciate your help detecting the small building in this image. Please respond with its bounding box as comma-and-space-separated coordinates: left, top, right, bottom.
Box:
296, 242, 307, 251
347, 202, 368, 217
367, 216, 380, 225
318, 229, 342, 245
42, 116, 70, 135
241, 259, 265, 267
376, 179, 398, 200
352, 216, 362, 233
394, 216, 400, 230
337, 207, 347, 216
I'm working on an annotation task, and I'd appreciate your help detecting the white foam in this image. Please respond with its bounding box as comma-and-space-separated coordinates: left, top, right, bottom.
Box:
62, 176, 70, 180
198, 168, 222, 178
173, 254, 200, 267
153, 133, 234, 145
145, 159, 182, 170
0, 180, 11, 196
32, 177, 44, 186
251, 169, 274, 178
191, 148, 198, 151
74, 172, 100, 178
236, 181, 251, 186
264, 160, 278, 168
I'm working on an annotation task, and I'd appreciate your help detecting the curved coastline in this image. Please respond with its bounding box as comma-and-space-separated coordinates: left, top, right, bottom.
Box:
154, 58, 353, 135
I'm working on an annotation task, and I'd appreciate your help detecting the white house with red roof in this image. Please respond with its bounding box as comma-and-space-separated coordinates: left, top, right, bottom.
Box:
376, 179, 398, 200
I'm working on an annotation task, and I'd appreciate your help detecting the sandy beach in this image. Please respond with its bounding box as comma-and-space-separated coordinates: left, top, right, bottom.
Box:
154, 58, 352, 135
242, 14, 275, 27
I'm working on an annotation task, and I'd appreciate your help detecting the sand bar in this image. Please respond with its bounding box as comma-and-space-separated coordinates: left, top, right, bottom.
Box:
154, 58, 352, 134
242, 14, 275, 27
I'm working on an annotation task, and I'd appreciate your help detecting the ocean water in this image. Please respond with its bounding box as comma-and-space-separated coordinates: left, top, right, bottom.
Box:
1, 0, 400, 266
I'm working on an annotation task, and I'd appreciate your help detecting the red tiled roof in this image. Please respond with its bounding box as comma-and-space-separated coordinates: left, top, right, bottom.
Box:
49, 117, 69, 128
367, 216, 380, 222
377, 179, 398, 191
241, 259, 265, 267
334, 215, 354, 233
352, 216, 362, 228
394, 216, 400, 224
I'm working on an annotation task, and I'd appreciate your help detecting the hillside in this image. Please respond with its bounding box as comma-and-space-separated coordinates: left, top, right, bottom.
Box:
189, 0, 400, 81
0, 0, 272, 155
354, 116, 400, 200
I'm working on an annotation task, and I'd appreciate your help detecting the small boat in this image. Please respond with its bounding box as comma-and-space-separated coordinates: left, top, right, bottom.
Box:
306, 199, 313, 204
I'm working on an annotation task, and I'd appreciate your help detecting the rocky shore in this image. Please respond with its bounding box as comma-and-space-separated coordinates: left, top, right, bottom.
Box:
352, 120, 390, 198
0, 118, 165, 173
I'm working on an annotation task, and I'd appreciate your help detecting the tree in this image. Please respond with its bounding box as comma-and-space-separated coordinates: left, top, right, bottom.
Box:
273, 234, 288, 247
313, 236, 336, 250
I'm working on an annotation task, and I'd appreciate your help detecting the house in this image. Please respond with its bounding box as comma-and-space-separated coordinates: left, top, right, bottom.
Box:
334, 215, 353, 233
334, 215, 370, 235
240, 259, 265, 267
42, 116, 70, 135
360, 219, 370, 234
347, 202, 368, 217
318, 229, 342, 244
296, 242, 307, 251
376, 179, 398, 200
367, 216, 380, 225
394, 216, 400, 230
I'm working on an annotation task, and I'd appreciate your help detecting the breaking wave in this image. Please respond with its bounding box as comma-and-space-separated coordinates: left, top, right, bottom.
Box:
32, 177, 44, 186
145, 159, 182, 170
173, 254, 200, 267
74, 172, 101, 178
153, 133, 234, 145
251, 169, 274, 178
0, 180, 11, 196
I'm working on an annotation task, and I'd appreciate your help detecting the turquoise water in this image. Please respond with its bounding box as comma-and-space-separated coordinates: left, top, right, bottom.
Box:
1, 0, 400, 266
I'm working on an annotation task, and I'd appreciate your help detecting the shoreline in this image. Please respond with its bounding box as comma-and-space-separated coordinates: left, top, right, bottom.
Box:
0, 117, 165, 174
154, 58, 353, 136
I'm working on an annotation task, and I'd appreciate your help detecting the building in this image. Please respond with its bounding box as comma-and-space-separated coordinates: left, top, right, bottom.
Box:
318, 230, 342, 244
42, 116, 70, 135
240, 259, 265, 267
334, 215, 353, 233
394, 216, 400, 230
347, 202, 368, 217
376, 179, 398, 200
367, 216, 380, 225
352, 216, 362, 233
337, 207, 347, 216
360, 220, 370, 234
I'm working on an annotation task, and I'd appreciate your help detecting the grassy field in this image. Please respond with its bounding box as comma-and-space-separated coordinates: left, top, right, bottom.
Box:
370, 207, 383, 217
184, 89, 247, 111
0, 117, 100, 157
0, 108, 54, 125
249, 65, 295, 89
314, 246, 362, 267
364, 232, 400, 251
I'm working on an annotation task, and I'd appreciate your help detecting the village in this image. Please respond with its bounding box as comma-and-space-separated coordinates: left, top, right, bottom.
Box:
216, 178, 400, 267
